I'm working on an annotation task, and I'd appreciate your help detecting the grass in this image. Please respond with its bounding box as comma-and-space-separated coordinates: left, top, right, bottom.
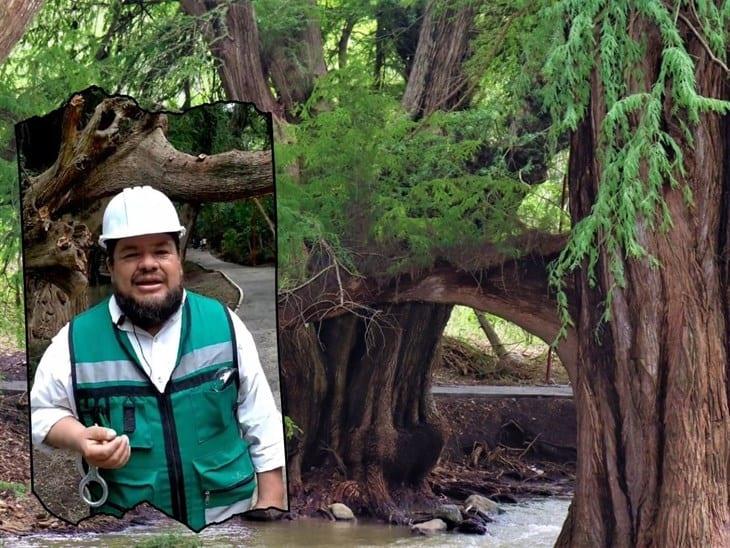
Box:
445, 305, 549, 356
441, 306, 570, 385
0, 480, 27, 497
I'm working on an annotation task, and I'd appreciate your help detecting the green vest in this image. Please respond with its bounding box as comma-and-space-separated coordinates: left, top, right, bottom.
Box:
70, 291, 256, 532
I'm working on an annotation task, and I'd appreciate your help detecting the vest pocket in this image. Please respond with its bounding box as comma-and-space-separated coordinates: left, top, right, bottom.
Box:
190, 382, 239, 445
102, 468, 159, 510
193, 440, 256, 508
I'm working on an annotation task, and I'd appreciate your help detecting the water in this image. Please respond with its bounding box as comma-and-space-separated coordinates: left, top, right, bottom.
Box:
3, 498, 570, 547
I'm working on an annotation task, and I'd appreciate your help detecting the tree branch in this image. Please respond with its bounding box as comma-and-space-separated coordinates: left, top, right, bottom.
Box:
25, 96, 273, 222
278, 233, 577, 377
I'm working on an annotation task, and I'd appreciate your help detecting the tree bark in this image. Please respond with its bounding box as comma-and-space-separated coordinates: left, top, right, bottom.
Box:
556, 14, 730, 547
180, 0, 280, 116
474, 311, 508, 359
401, 0, 475, 118
264, 0, 327, 118
337, 18, 355, 69
0, 0, 44, 63
281, 302, 452, 521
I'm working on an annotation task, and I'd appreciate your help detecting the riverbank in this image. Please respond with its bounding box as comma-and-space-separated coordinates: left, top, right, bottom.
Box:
4, 499, 572, 546
287, 395, 575, 524
1, 382, 574, 537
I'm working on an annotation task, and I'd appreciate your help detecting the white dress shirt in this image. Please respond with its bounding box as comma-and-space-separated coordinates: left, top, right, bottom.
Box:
30, 291, 285, 522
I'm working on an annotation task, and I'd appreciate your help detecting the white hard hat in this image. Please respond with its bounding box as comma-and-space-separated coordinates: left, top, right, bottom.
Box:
99, 186, 186, 249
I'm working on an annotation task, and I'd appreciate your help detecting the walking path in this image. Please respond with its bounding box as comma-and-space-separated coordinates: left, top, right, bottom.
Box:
186, 249, 281, 409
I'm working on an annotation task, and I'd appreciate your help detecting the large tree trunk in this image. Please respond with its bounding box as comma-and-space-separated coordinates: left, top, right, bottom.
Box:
401, 0, 475, 118
19, 91, 273, 348
556, 16, 730, 547
264, 0, 327, 119
0, 0, 44, 63
281, 302, 452, 521
180, 0, 280, 116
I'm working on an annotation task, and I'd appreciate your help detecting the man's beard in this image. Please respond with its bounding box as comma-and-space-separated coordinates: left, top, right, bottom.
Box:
114, 283, 184, 330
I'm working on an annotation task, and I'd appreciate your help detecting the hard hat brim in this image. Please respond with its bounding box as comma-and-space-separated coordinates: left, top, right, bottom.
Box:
99, 226, 187, 249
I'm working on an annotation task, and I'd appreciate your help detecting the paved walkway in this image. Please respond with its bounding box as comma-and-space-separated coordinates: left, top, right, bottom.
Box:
186, 249, 281, 409
433, 384, 573, 398
0, 380, 26, 393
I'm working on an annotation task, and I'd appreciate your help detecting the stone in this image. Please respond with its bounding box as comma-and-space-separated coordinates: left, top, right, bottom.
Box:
328, 502, 356, 521
455, 517, 488, 535
411, 518, 448, 535
464, 494, 503, 516
433, 503, 463, 525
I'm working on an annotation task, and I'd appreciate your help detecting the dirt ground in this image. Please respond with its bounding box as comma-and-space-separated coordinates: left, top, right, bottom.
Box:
182, 261, 239, 308
0, 350, 25, 382
430, 395, 575, 501
288, 395, 576, 520
434, 336, 571, 386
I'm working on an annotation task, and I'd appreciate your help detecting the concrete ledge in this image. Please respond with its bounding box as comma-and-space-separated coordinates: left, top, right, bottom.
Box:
432, 384, 573, 398
0, 380, 27, 393
186, 256, 245, 312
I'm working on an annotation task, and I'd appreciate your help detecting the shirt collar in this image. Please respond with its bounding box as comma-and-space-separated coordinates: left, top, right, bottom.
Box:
108, 289, 187, 333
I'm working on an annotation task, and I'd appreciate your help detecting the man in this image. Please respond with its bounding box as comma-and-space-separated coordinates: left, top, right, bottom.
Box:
30, 186, 285, 531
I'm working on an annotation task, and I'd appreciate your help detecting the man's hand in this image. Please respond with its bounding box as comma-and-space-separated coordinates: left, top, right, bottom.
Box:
45, 417, 131, 469
78, 425, 131, 469
252, 467, 285, 509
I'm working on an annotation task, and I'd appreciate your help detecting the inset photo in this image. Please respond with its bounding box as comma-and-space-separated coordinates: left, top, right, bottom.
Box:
18, 87, 285, 532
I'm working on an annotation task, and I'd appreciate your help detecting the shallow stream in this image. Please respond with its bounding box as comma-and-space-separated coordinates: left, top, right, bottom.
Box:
4, 498, 570, 547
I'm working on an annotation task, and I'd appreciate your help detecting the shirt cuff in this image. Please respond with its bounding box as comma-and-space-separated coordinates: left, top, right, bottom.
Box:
251, 450, 286, 474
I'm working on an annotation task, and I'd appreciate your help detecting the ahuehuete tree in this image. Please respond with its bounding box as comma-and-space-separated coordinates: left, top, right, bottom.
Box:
544, 1, 730, 545
258, 1, 730, 545
269, 0, 573, 520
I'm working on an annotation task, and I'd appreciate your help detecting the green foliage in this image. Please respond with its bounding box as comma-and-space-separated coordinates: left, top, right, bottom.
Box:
167, 103, 270, 155
195, 198, 276, 266
0, 480, 27, 497
445, 306, 542, 352
278, 65, 548, 286
284, 416, 304, 440
543, 0, 730, 334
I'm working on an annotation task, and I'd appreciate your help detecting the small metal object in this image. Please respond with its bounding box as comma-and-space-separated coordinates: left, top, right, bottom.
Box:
77, 459, 108, 508
212, 367, 236, 392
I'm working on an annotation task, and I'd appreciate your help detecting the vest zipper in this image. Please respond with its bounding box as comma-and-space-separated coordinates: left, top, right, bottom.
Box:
157, 391, 187, 524
203, 473, 256, 507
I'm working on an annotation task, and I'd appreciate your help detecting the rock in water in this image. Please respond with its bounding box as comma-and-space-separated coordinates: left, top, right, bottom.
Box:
455, 517, 487, 535
411, 518, 448, 535
328, 502, 356, 521
433, 504, 463, 526
464, 494, 503, 516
